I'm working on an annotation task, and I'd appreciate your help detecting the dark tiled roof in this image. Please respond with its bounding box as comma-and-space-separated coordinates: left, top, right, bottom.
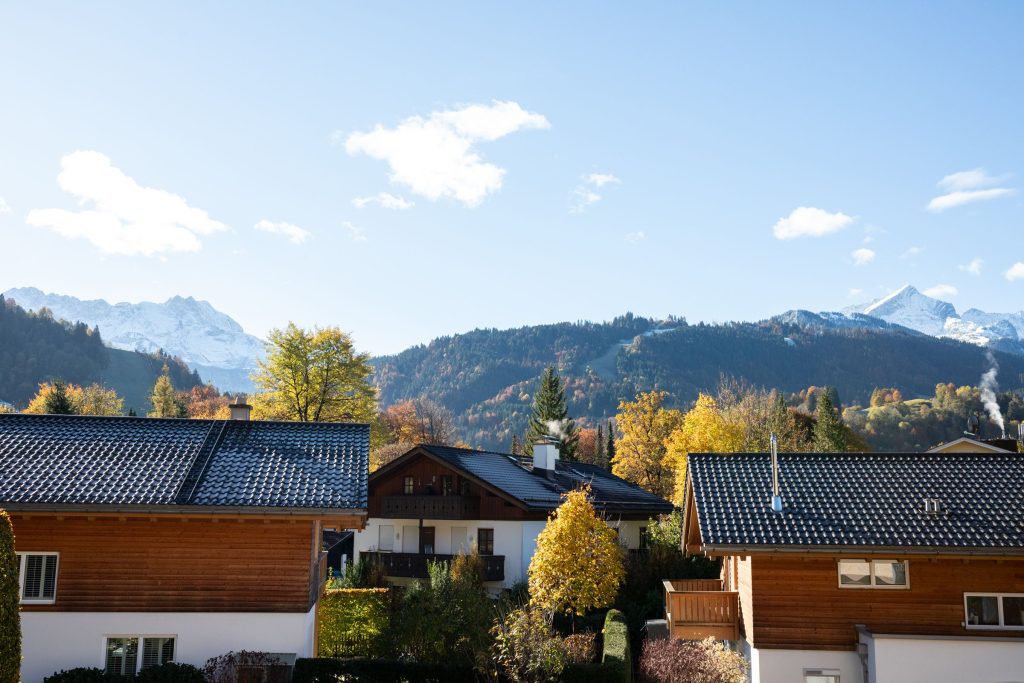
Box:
689, 452, 1024, 553
416, 445, 672, 514
0, 414, 369, 511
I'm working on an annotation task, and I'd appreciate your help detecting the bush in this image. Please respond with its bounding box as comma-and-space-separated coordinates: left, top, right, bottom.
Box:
43, 669, 120, 683
490, 606, 567, 682
317, 588, 391, 658
202, 652, 286, 683
0, 510, 19, 683
638, 638, 748, 683
562, 663, 632, 683
136, 663, 205, 683
292, 659, 475, 683
331, 554, 388, 589
602, 609, 631, 682
563, 633, 598, 664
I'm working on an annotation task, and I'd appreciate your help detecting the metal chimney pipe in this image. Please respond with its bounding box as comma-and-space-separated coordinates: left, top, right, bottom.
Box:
770, 432, 783, 513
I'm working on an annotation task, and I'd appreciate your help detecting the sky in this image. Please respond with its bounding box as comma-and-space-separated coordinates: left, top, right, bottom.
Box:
1, 2, 1023, 355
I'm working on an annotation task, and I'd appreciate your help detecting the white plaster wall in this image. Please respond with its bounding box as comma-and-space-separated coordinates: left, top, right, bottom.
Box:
749, 647, 863, 683
20, 609, 316, 683
870, 636, 1024, 683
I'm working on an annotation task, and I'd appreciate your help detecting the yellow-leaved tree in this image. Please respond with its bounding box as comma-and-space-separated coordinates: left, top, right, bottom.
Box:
25, 381, 124, 416
528, 485, 624, 619
611, 390, 684, 499
664, 393, 743, 505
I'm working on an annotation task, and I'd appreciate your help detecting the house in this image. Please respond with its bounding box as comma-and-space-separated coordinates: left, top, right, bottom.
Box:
927, 435, 1020, 454
0, 407, 369, 683
353, 442, 673, 588
674, 450, 1024, 683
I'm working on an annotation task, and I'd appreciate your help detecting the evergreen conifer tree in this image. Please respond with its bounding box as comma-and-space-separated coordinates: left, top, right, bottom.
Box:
42, 379, 77, 415
148, 366, 185, 418
511, 434, 522, 456
813, 386, 847, 452
0, 510, 19, 683
606, 420, 616, 470
595, 424, 605, 468
526, 367, 579, 460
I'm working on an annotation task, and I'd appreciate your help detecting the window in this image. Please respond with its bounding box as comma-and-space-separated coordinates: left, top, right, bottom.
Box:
639, 527, 649, 550
17, 552, 59, 603
804, 671, 840, 683
460, 478, 471, 495
477, 528, 494, 555
378, 525, 394, 552
838, 559, 908, 588
403, 476, 414, 495
105, 636, 175, 676
441, 475, 454, 496
965, 593, 1024, 629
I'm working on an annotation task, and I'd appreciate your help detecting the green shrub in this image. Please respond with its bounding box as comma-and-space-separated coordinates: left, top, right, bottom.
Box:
563, 632, 597, 664
43, 669, 120, 683
0, 510, 19, 683
332, 555, 388, 589
602, 609, 632, 682
490, 606, 566, 682
563, 662, 631, 683
135, 663, 206, 683
292, 659, 475, 683
317, 587, 391, 658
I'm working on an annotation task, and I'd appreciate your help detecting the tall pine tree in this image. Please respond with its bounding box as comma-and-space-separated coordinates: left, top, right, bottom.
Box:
813, 386, 847, 452
606, 419, 616, 471
42, 380, 77, 415
595, 424, 605, 468
526, 366, 580, 460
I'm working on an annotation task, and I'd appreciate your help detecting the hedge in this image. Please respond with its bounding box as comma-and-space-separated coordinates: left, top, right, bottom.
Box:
563, 662, 631, 683
0, 510, 20, 683
317, 588, 391, 658
43, 664, 204, 683
601, 609, 632, 682
293, 659, 475, 683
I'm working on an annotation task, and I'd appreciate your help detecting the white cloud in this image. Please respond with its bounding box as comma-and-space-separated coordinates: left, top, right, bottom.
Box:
772, 207, 854, 240
342, 221, 367, 243
345, 100, 549, 207
624, 231, 645, 244
254, 219, 310, 245
923, 284, 958, 298
1006, 262, 1024, 282
570, 172, 620, 213
929, 168, 1014, 212
900, 246, 924, 260
851, 248, 876, 266
927, 188, 1015, 212
26, 151, 226, 256
959, 257, 983, 275
351, 193, 414, 210
0, 197, 10, 214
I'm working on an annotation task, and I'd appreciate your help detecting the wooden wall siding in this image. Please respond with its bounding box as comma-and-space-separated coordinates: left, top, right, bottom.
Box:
736, 556, 754, 641
748, 555, 1024, 651
13, 515, 316, 613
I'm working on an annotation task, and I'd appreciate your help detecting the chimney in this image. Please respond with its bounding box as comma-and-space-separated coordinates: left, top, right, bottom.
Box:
770, 432, 783, 513
533, 438, 560, 473
228, 395, 252, 421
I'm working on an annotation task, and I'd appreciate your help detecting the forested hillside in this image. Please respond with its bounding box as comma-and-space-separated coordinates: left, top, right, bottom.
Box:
0, 295, 203, 412
373, 314, 1024, 450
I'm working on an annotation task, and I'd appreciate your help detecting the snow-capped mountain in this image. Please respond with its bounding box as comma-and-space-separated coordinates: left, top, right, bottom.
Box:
2, 287, 264, 391
841, 285, 1024, 354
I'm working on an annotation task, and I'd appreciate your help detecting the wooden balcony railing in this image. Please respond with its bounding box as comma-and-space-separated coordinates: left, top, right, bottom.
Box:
663, 579, 739, 641
363, 551, 505, 582
380, 495, 481, 520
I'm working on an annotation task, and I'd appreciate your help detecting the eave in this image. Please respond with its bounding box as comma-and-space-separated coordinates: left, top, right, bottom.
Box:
1, 502, 368, 527
697, 543, 1024, 559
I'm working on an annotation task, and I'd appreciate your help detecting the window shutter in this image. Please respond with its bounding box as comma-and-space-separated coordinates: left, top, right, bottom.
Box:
105, 637, 139, 676
142, 637, 175, 669
22, 555, 43, 598
42, 555, 57, 598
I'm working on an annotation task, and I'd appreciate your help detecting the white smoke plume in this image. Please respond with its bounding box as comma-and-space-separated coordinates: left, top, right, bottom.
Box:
980, 351, 1005, 437
545, 419, 569, 441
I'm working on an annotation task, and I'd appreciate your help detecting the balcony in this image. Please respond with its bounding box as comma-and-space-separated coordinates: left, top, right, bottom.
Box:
363, 551, 505, 582
380, 495, 481, 520
663, 579, 739, 641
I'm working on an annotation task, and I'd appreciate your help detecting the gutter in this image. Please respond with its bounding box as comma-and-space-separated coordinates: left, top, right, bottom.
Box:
0, 502, 368, 518
701, 544, 1024, 558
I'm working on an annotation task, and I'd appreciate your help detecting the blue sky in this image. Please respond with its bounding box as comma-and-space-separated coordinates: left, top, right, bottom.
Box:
1, 2, 1022, 355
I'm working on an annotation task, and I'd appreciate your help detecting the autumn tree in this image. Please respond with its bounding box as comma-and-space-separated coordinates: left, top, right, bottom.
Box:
79, 384, 124, 416
526, 367, 580, 460
25, 381, 79, 415
814, 387, 847, 452
0, 510, 20, 683
576, 428, 599, 465
372, 398, 458, 470
611, 391, 683, 499
528, 485, 624, 619
183, 384, 231, 419
251, 323, 376, 423
148, 367, 186, 418
664, 394, 743, 505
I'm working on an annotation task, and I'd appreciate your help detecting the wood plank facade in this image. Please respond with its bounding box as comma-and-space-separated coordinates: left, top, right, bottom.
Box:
11, 513, 355, 613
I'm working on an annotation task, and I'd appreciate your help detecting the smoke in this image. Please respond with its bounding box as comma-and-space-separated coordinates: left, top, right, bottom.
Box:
545, 419, 569, 441
980, 351, 1005, 437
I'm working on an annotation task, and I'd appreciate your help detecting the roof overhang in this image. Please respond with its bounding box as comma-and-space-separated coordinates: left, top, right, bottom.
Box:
2, 502, 368, 527
697, 544, 1024, 559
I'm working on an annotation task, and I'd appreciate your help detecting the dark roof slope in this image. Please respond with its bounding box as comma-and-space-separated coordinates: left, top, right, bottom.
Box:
0, 414, 368, 512
414, 445, 672, 514
689, 452, 1024, 554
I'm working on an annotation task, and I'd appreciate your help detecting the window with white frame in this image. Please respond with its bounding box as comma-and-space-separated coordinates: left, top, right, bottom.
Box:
105, 636, 175, 675
16, 552, 59, 603
838, 559, 908, 588
964, 593, 1024, 629
378, 524, 395, 552
804, 670, 840, 683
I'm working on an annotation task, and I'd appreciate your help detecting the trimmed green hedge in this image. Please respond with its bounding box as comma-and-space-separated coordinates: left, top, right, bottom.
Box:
0, 510, 19, 683
317, 588, 391, 658
602, 609, 632, 682
43, 664, 204, 683
43, 669, 117, 683
563, 662, 630, 683
293, 659, 475, 683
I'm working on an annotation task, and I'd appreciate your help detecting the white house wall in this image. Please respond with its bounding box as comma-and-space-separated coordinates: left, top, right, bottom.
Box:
864, 633, 1024, 683
743, 642, 863, 683
20, 609, 316, 683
